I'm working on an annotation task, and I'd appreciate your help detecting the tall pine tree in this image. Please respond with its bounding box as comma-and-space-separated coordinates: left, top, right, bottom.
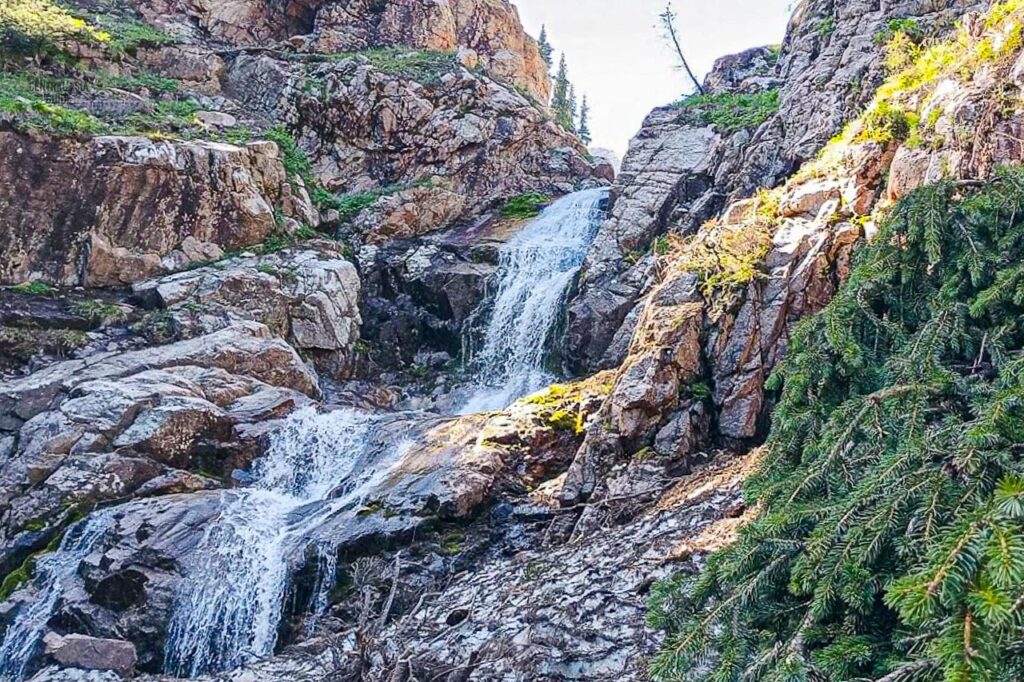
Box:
538, 24, 553, 69
567, 84, 578, 133
578, 94, 592, 144
551, 54, 572, 130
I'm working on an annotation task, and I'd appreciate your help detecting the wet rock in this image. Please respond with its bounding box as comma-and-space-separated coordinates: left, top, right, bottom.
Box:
29, 668, 122, 682
358, 238, 497, 371
43, 634, 137, 677
0, 324, 320, 573
242, 453, 758, 682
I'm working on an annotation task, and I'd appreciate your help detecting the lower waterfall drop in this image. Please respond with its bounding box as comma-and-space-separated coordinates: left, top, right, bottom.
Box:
162, 407, 404, 677
460, 188, 607, 413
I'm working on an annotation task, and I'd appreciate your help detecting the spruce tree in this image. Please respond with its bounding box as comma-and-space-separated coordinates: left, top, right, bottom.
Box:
579, 94, 592, 144
567, 84, 578, 133
538, 24, 553, 69
552, 54, 571, 130
648, 170, 1024, 682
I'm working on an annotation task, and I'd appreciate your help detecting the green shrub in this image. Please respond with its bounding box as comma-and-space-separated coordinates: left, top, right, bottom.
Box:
67, 299, 126, 325
332, 192, 380, 222
875, 17, 926, 45
673, 89, 779, 133
0, 0, 110, 58
500, 193, 550, 219
10, 281, 54, 295
264, 126, 313, 185
97, 70, 179, 93
650, 170, 1024, 682
88, 12, 177, 56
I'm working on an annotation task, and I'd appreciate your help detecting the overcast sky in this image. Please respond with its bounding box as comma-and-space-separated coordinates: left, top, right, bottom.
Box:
514, 0, 796, 156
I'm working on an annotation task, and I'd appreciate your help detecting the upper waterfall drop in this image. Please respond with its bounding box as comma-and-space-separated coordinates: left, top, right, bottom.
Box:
460, 188, 608, 414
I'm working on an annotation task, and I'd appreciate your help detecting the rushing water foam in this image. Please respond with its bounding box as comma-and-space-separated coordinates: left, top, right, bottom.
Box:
0, 511, 115, 682
163, 407, 404, 677
460, 188, 606, 413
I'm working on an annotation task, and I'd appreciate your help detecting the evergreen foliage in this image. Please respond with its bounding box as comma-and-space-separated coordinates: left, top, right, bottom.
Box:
551, 53, 572, 130
673, 89, 780, 133
649, 170, 1024, 681
567, 83, 578, 133
579, 94, 592, 144
538, 24, 553, 69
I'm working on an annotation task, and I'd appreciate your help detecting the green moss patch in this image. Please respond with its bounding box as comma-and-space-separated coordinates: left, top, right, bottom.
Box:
499, 193, 550, 220
335, 48, 458, 85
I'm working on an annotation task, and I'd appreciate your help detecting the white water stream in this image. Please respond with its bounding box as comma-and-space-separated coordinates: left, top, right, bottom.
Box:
0, 189, 606, 679
163, 407, 412, 676
460, 188, 607, 413
0, 512, 115, 682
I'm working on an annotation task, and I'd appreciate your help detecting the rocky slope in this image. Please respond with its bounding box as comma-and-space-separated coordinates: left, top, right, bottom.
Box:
566, 0, 985, 374
4, 0, 1024, 681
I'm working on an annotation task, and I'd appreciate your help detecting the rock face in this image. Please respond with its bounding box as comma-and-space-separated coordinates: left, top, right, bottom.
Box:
224, 53, 591, 215
0, 133, 315, 287
132, 243, 362, 378
565, 0, 987, 374
312, 0, 552, 102
0, 376, 610, 675
3, 1, 1016, 682
561, 0, 1024, 508
43, 634, 138, 677
138, 0, 550, 103
0, 321, 319, 577
565, 47, 781, 373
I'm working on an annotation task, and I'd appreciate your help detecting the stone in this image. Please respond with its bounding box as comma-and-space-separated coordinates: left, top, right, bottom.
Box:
223, 53, 594, 228
779, 179, 841, 217
566, 46, 780, 374
43, 633, 137, 677
194, 110, 238, 129
886, 146, 937, 201
349, 185, 467, 244
133, 244, 362, 377
310, 0, 551, 102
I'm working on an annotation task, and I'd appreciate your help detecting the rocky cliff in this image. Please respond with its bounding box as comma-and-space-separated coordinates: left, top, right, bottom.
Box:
3, 0, 1024, 681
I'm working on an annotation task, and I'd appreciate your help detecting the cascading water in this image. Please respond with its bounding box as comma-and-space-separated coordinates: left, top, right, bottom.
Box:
162, 407, 412, 676
0, 511, 115, 682
460, 188, 607, 413
0, 188, 606, 680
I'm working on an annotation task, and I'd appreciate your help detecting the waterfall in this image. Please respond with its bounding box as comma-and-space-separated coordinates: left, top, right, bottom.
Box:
1, 188, 606, 680
0, 511, 115, 682
303, 542, 338, 636
163, 407, 409, 677
459, 188, 607, 414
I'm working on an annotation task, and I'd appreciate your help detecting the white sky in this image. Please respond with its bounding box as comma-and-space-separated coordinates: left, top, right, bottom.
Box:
514, 0, 797, 156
